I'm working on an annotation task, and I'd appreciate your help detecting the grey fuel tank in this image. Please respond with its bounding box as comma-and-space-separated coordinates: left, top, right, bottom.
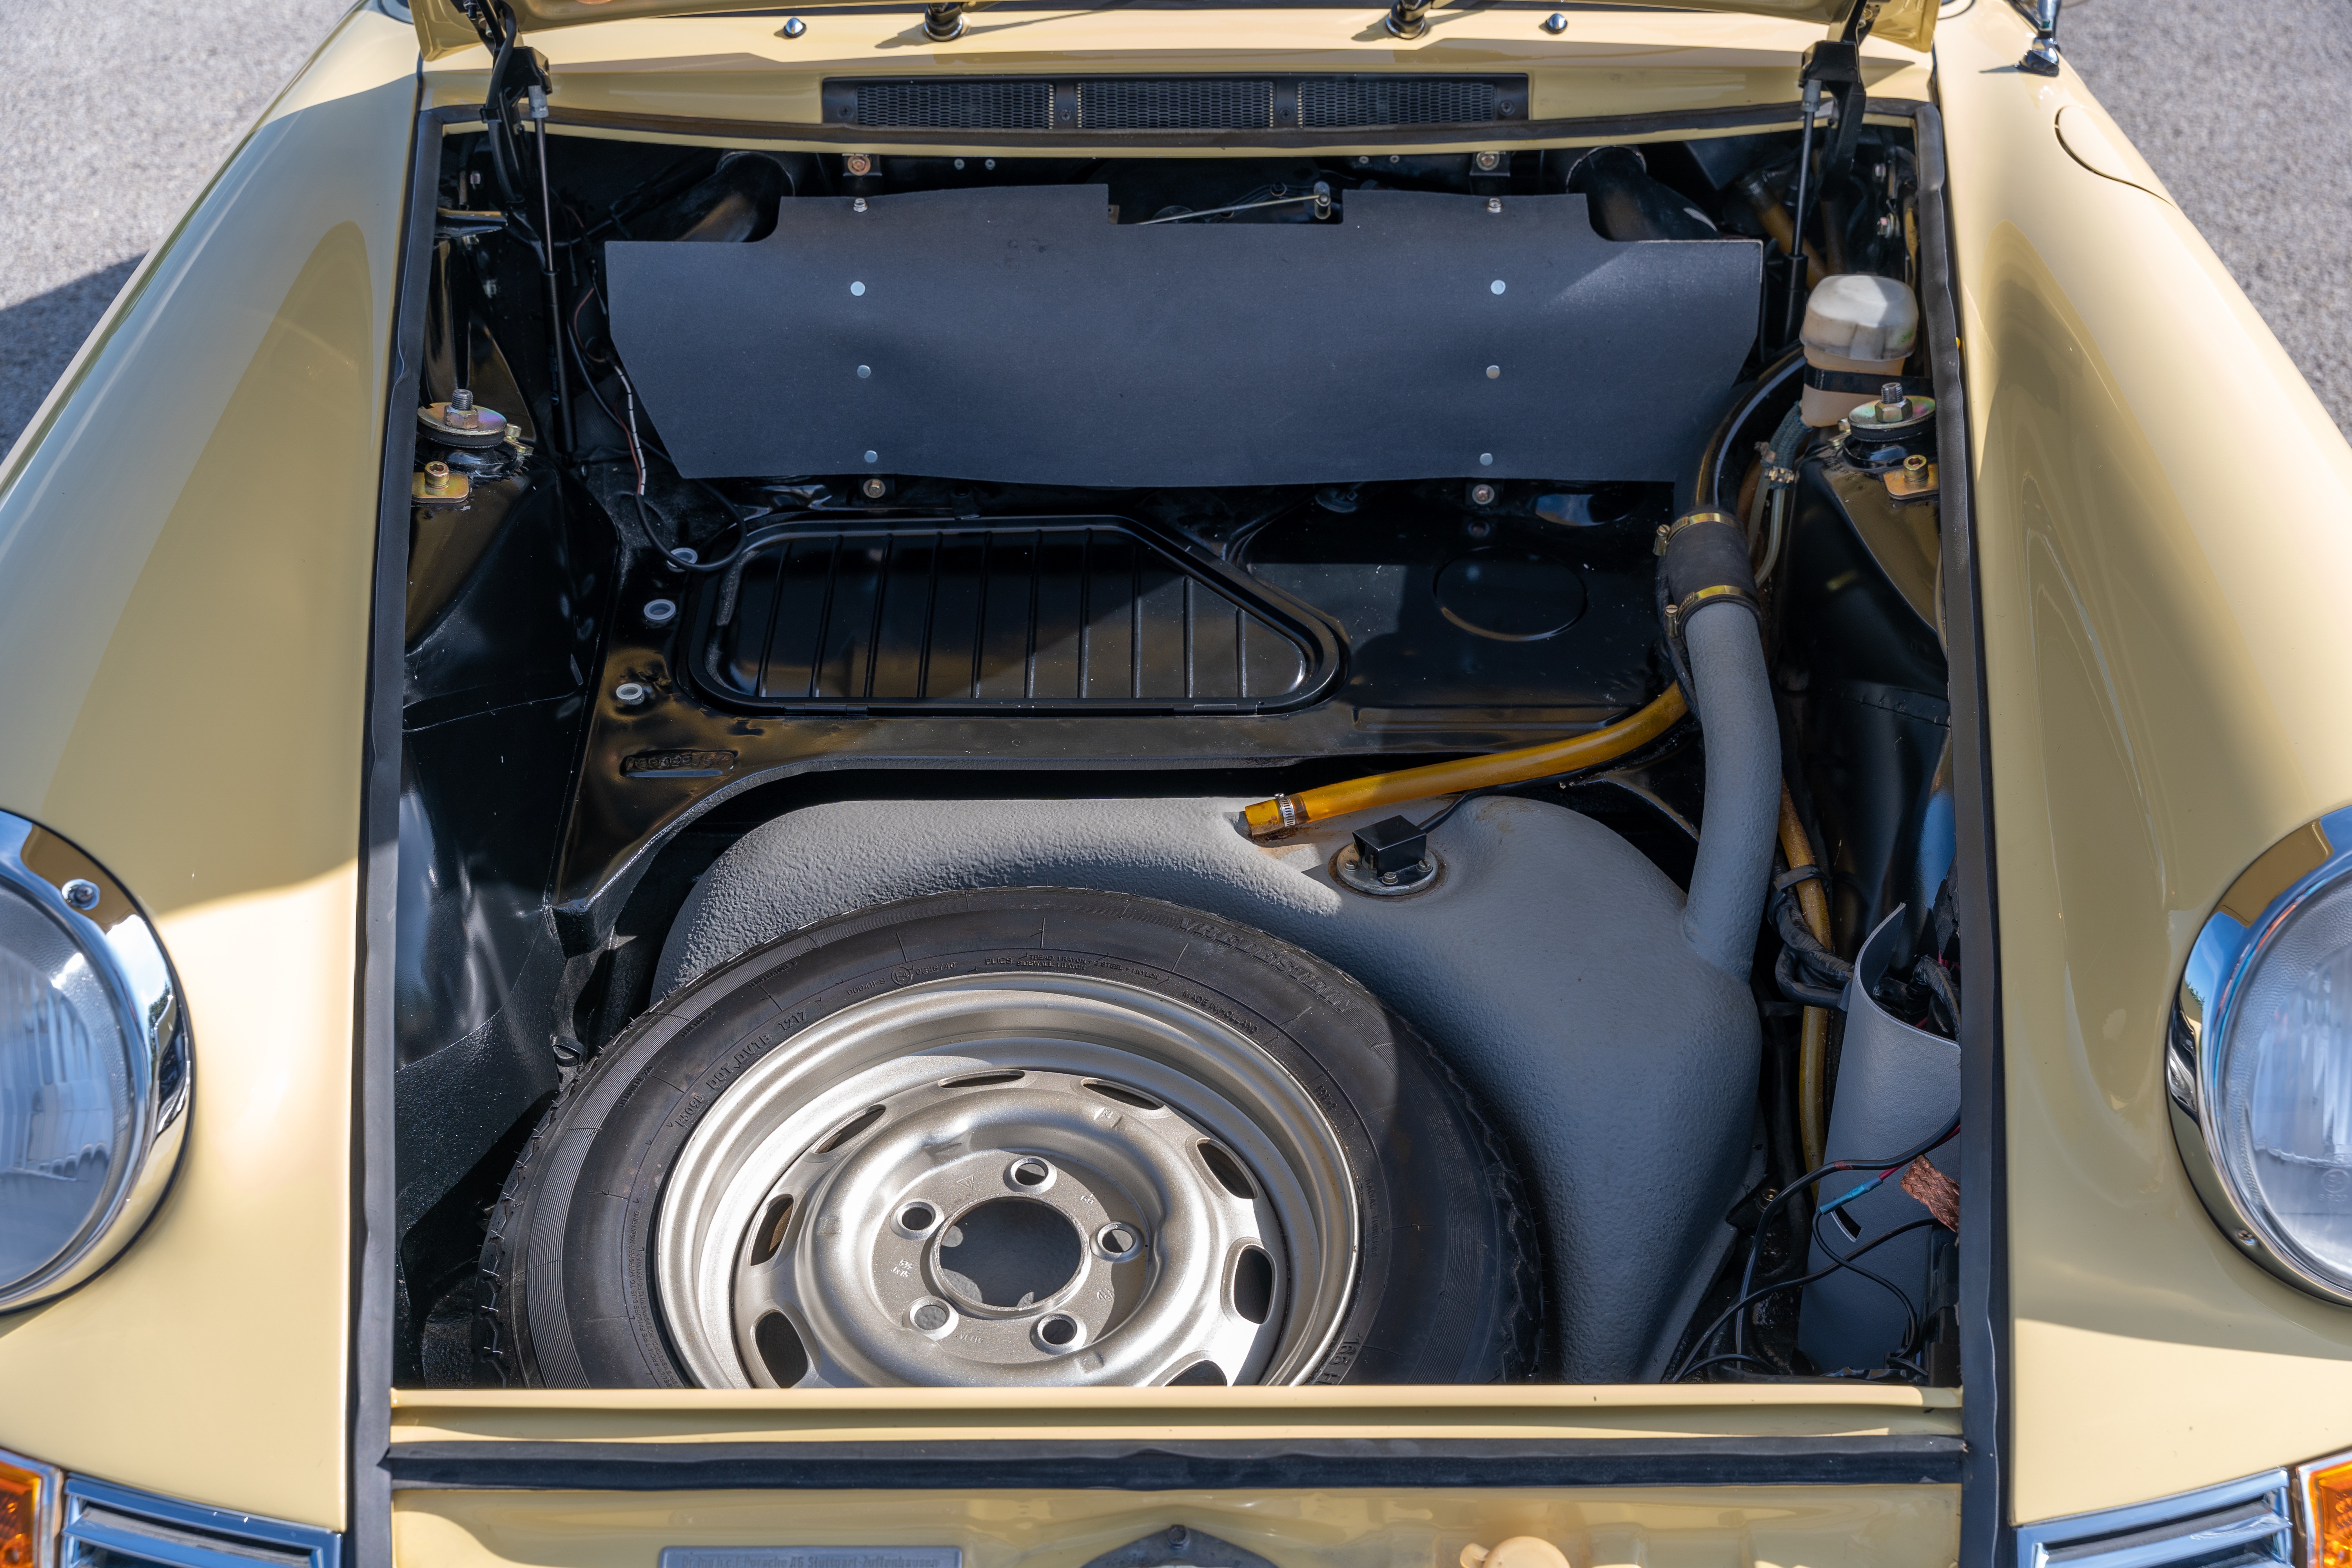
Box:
657, 790, 1760, 1380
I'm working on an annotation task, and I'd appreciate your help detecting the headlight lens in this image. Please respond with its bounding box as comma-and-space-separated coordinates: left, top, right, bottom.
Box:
2215, 874, 2352, 1284
0, 814, 188, 1310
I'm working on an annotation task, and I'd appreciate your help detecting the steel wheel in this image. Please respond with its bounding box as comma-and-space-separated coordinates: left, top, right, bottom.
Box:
481, 888, 1537, 1389
655, 973, 1358, 1387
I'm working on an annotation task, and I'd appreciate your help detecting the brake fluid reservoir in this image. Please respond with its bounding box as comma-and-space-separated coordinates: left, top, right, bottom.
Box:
1800, 273, 1920, 426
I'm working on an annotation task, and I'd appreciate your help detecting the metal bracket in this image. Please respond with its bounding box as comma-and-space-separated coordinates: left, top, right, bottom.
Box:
1385, 0, 1434, 39
922, 0, 965, 40
2013, 0, 2063, 75
1780, 38, 1870, 338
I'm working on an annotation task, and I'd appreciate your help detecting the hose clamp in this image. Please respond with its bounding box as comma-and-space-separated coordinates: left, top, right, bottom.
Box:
1664, 583, 1760, 626
1654, 509, 1738, 557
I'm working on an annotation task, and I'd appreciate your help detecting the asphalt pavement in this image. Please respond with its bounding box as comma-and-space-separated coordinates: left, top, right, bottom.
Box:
2, 0, 2348, 449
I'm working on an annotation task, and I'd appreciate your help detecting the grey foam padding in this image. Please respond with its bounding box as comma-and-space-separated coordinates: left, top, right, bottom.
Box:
1798, 908, 1961, 1373
655, 795, 1760, 1381
606, 185, 1762, 488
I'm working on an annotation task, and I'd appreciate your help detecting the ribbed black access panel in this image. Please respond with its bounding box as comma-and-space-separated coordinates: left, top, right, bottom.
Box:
698, 518, 1338, 713
820, 76, 1526, 131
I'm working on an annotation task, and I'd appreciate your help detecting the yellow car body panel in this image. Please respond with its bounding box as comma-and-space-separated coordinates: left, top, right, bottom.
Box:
414, 7, 1930, 140
392, 1483, 1962, 1568
0, 3, 420, 1530
1935, 0, 2352, 1525
385, 1382, 1964, 1444
409, 0, 1938, 61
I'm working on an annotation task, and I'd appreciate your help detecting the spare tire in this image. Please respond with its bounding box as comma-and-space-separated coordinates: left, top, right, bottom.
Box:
479, 887, 1537, 1387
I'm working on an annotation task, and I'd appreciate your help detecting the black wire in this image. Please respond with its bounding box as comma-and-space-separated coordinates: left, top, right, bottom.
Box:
630, 484, 750, 575
562, 300, 664, 463
1731, 1112, 1961, 1363
1774, 946, 1849, 1010
1417, 788, 1502, 835
1810, 1212, 1922, 1354
1675, 1353, 1780, 1381
1671, 1217, 1937, 1382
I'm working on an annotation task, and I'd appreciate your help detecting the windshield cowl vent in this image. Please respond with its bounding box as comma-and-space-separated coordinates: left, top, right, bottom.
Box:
821, 76, 1527, 132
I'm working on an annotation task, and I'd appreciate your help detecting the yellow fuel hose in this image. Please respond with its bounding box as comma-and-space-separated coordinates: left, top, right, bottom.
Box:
1777, 784, 1835, 1173
1241, 686, 1689, 838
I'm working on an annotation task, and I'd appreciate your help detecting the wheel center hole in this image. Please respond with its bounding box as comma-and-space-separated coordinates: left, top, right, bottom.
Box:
936, 1196, 1083, 1309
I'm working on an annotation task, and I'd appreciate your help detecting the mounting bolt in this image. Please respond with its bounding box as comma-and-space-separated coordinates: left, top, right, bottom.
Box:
1542, 10, 1568, 30
861, 477, 888, 499
844, 152, 875, 176
852, 197, 868, 212
779, 15, 806, 36
1469, 483, 1497, 506
1904, 453, 1929, 473
614, 681, 651, 707
1486, 196, 1503, 213
1474, 151, 1502, 172
641, 598, 679, 628
447, 387, 480, 428
61, 879, 100, 912
1383, 0, 1433, 38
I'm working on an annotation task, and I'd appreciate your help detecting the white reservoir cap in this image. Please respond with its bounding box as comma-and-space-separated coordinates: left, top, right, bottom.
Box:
1800, 273, 1919, 363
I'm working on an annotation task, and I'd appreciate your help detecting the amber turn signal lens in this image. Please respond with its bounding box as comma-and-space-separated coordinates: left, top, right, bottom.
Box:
0, 1456, 44, 1568
2304, 1455, 2352, 1568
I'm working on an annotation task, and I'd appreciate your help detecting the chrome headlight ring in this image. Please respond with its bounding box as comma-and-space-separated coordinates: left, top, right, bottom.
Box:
0, 811, 190, 1311
2172, 806, 2352, 1305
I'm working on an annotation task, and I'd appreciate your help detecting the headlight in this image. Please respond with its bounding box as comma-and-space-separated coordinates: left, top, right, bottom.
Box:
2173, 809, 2352, 1301
0, 811, 189, 1310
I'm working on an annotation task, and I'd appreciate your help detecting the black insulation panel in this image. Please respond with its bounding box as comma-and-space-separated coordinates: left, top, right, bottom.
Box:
606, 185, 1762, 488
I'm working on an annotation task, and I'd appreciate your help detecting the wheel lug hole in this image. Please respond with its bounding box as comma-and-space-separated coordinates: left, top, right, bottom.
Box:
897, 1201, 939, 1236
1036, 1313, 1081, 1349
908, 1296, 958, 1339
1007, 1156, 1055, 1191
1095, 1222, 1144, 1261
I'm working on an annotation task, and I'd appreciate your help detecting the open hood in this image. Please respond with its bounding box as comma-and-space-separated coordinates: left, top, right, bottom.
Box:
414, 0, 1934, 66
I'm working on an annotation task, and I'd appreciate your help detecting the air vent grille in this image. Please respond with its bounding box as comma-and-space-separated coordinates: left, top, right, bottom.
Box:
697, 519, 1333, 714
2016, 1471, 2291, 1568
1299, 76, 1499, 127
1078, 77, 1274, 130
822, 76, 1525, 131
849, 79, 1054, 131
62, 1479, 339, 1568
